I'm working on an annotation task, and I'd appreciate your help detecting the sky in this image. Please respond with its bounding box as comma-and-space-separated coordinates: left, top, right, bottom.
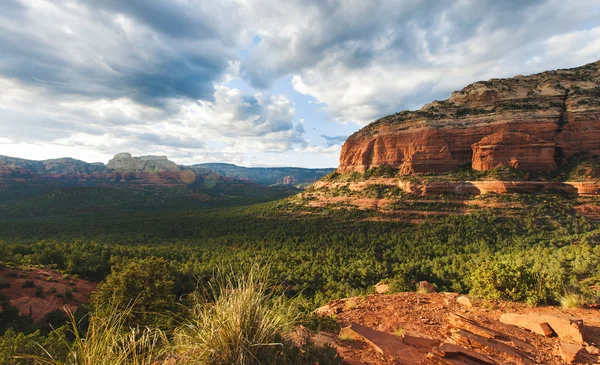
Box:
0, 0, 599, 168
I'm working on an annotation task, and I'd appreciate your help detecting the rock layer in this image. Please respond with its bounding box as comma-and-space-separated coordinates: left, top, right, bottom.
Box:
339, 60, 600, 174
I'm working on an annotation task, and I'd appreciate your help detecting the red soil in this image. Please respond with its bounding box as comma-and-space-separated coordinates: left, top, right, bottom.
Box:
0, 267, 97, 322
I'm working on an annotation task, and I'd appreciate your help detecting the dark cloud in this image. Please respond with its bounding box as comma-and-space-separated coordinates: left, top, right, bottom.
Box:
320, 135, 348, 147
0, 0, 238, 104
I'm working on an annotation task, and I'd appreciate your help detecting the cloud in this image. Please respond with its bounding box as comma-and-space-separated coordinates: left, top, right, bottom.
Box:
1, 0, 599, 167
0, 0, 240, 104
320, 135, 348, 147
241, 0, 600, 124
0, 76, 305, 162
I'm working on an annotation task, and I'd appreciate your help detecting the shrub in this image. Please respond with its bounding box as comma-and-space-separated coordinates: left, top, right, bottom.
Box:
35, 287, 44, 298
470, 261, 532, 302
21, 280, 35, 289
301, 313, 340, 334
470, 259, 566, 306
91, 257, 176, 328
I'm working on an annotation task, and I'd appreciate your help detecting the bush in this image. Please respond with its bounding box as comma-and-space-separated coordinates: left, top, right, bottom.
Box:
21, 281, 35, 289
0, 328, 69, 365
91, 257, 176, 328
469, 258, 567, 306
35, 287, 44, 298
470, 261, 532, 302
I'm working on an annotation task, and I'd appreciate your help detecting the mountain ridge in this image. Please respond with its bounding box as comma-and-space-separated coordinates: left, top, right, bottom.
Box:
0, 153, 333, 187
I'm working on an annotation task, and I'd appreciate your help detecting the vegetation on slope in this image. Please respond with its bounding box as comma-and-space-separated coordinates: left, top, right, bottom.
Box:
0, 183, 598, 363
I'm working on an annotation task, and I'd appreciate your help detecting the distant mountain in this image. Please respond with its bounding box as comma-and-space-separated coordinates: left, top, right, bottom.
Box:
194, 163, 335, 186
0, 153, 333, 188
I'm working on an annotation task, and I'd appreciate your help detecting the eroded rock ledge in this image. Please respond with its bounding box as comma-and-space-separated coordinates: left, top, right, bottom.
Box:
339, 60, 600, 174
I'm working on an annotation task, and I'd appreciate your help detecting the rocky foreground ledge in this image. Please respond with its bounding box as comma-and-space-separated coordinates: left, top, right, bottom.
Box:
304, 292, 600, 365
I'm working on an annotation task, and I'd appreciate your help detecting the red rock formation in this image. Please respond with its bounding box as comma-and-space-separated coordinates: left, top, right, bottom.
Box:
339, 60, 600, 174
472, 132, 557, 171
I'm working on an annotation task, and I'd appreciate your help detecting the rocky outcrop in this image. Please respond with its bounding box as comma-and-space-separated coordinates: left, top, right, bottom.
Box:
314, 292, 600, 365
339, 60, 600, 174
472, 132, 557, 171
106, 153, 179, 173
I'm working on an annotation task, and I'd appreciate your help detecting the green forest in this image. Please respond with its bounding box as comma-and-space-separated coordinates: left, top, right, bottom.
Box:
0, 184, 599, 364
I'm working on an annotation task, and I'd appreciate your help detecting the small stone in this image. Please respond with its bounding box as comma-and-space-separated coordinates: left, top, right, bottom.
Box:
456, 296, 473, 308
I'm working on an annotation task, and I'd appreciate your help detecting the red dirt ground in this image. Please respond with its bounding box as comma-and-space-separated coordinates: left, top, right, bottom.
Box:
0, 267, 97, 322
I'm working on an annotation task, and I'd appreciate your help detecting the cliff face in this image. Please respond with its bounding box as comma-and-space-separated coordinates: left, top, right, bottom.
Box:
339, 60, 600, 174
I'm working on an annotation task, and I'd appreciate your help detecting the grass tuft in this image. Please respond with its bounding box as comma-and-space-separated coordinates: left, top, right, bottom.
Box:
27, 304, 165, 365
344, 299, 357, 311
559, 294, 585, 308
174, 264, 296, 365
393, 327, 405, 337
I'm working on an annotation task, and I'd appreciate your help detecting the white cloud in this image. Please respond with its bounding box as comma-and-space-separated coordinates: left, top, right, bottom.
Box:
241, 0, 600, 125
0, 77, 305, 163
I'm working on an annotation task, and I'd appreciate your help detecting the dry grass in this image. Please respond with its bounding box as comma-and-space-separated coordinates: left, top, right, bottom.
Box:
28, 305, 165, 365
393, 327, 405, 337
344, 299, 358, 311
173, 265, 296, 365
559, 294, 585, 308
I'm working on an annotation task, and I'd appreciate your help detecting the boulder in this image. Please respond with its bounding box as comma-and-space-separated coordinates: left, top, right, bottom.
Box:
374, 281, 390, 294
456, 296, 473, 308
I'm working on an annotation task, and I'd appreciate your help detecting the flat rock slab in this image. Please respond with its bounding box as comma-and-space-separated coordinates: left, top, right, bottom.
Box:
340, 323, 437, 364
499, 313, 554, 337
430, 343, 496, 365
451, 329, 534, 363
500, 313, 584, 345
560, 342, 584, 364
448, 313, 504, 340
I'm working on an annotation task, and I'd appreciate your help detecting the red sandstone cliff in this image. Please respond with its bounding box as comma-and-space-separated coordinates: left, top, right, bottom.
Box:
339, 60, 600, 174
